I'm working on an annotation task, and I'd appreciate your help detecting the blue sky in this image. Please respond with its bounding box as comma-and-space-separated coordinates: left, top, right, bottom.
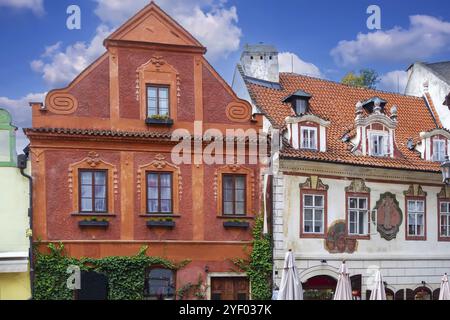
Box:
0, 0, 450, 149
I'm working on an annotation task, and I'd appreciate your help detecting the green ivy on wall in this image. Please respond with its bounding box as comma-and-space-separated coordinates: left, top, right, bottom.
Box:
233, 215, 273, 300
34, 243, 190, 300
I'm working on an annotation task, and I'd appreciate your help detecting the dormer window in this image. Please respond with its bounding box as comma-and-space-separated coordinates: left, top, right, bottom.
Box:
433, 139, 447, 162
300, 126, 317, 150
283, 90, 312, 116
361, 97, 387, 114
369, 132, 388, 157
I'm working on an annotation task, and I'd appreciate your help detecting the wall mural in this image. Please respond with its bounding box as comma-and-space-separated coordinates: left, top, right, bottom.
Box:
325, 220, 357, 254
374, 192, 403, 241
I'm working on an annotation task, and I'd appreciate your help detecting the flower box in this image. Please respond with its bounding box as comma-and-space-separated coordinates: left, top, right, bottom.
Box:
223, 221, 250, 229
146, 220, 176, 228
78, 220, 109, 228
145, 118, 174, 126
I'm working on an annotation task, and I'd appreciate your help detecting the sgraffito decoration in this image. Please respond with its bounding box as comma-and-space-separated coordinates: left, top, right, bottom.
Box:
225, 101, 252, 123
299, 176, 329, 191
325, 220, 357, 254
438, 186, 450, 199
374, 192, 403, 241
46, 91, 79, 114
345, 179, 370, 193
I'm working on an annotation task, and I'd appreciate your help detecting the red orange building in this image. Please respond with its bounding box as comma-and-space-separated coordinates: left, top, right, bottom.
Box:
26, 2, 264, 300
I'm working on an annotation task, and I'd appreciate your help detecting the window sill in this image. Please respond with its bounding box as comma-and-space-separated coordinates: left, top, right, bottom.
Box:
300, 233, 326, 239
145, 118, 174, 126
139, 214, 180, 218
72, 213, 116, 217
217, 215, 254, 220
347, 234, 370, 240
78, 220, 109, 228
405, 236, 426, 241
146, 220, 176, 229
438, 237, 450, 242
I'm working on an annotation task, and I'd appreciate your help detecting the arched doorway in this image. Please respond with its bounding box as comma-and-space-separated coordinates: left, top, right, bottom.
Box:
413, 286, 432, 300
303, 275, 337, 300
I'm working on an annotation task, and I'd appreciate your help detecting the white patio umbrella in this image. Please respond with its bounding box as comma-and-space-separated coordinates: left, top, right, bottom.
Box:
369, 270, 386, 300
277, 250, 303, 300
439, 273, 450, 300
334, 262, 353, 300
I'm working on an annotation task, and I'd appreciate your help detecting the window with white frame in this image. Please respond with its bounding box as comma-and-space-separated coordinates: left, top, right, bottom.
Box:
407, 200, 425, 237
300, 127, 317, 150
303, 194, 324, 234
348, 197, 368, 236
432, 139, 447, 162
440, 202, 450, 238
369, 132, 389, 157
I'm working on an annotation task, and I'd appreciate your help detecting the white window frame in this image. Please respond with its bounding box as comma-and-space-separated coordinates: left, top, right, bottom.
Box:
369, 131, 389, 157
440, 202, 450, 238
407, 199, 425, 237
348, 197, 368, 236
300, 126, 318, 150
303, 194, 324, 234
432, 139, 447, 162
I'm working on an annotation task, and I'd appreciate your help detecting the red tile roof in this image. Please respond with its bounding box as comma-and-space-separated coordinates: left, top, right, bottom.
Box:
246, 73, 442, 172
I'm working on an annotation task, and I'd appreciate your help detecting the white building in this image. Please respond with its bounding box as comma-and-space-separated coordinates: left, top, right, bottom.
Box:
406, 61, 450, 129
233, 45, 450, 300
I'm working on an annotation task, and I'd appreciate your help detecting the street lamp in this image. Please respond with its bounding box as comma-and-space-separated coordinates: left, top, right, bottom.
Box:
442, 156, 450, 185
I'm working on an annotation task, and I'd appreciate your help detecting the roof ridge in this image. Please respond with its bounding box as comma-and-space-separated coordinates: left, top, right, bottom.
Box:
279, 72, 424, 100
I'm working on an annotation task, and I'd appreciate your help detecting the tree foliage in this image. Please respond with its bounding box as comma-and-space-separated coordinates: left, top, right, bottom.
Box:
341, 69, 379, 89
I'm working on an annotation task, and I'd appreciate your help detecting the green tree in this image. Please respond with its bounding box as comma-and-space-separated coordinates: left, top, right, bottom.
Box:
341, 69, 379, 89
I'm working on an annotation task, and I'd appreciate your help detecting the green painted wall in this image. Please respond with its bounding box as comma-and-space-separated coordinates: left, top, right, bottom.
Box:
0, 108, 30, 299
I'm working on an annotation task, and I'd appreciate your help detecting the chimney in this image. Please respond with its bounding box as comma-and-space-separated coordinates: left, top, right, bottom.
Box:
240, 44, 279, 83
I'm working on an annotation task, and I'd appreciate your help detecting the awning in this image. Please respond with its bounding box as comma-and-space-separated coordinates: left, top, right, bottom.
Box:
0, 252, 29, 273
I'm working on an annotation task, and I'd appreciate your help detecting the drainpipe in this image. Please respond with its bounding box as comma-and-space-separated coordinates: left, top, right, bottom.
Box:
17, 152, 33, 300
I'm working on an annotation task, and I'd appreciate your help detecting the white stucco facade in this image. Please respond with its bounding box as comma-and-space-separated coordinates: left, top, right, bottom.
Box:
272, 160, 449, 300
405, 63, 450, 128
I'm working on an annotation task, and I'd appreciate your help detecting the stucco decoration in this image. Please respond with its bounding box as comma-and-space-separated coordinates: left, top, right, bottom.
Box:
46, 91, 79, 115
325, 220, 358, 254
299, 176, 329, 191
68, 152, 118, 213
345, 179, 370, 193
136, 153, 182, 214
225, 101, 252, 123
136, 55, 180, 120
374, 192, 403, 241
214, 164, 255, 214
438, 186, 450, 199
403, 184, 428, 197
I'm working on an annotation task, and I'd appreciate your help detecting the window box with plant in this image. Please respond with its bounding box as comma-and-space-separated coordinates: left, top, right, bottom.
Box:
78, 217, 110, 228
223, 219, 250, 229
146, 217, 176, 229
145, 114, 174, 126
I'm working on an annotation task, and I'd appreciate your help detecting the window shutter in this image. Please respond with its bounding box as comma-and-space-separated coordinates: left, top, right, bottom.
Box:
383, 136, 389, 156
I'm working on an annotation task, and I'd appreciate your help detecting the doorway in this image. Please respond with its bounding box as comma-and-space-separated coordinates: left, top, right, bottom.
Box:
210, 277, 249, 300
303, 275, 337, 300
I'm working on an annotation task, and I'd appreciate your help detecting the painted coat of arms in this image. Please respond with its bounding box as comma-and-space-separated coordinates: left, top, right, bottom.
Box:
373, 192, 403, 241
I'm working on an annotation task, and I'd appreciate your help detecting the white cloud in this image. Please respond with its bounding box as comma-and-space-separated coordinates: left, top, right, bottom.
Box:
31, 25, 112, 87
331, 15, 450, 66
379, 70, 408, 93
0, 0, 44, 15
0, 92, 46, 153
278, 52, 322, 78
93, 0, 242, 61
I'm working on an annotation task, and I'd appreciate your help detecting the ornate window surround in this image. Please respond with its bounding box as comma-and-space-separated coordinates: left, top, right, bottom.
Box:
136, 55, 180, 121
68, 152, 118, 215
299, 176, 329, 239
345, 179, 371, 240
404, 184, 427, 241
137, 154, 181, 216
215, 165, 255, 218
438, 186, 450, 242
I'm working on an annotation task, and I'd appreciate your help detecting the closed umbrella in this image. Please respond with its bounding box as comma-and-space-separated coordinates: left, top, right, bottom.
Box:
334, 262, 353, 300
369, 270, 386, 300
439, 273, 450, 300
277, 250, 303, 300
